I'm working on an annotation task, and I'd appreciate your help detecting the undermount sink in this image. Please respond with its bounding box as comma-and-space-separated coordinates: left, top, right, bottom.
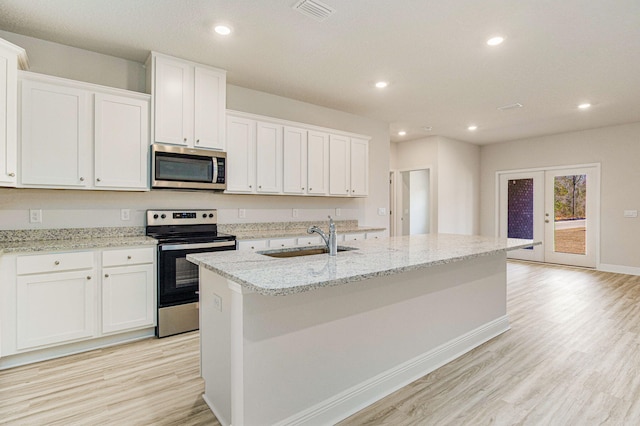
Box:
259, 246, 357, 258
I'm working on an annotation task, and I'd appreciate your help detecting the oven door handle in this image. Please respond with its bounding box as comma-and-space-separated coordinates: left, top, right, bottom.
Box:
159, 241, 236, 251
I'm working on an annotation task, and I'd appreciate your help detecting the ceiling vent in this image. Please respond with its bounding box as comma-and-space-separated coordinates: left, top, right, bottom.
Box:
497, 103, 524, 111
293, 0, 335, 22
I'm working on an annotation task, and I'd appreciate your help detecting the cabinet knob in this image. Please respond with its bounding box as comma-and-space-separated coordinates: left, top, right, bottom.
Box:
309, 188, 312, 190
96, 178, 101, 182
196, 139, 200, 144
251, 246, 255, 250
249, 185, 252, 188
127, 255, 132, 260
259, 185, 262, 189
346, 189, 349, 193
105, 274, 109, 278
86, 276, 92, 280
80, 177, 85, 182
281, 244, 285, 247
352, 190, 355, 192
301, 187, 304, 190
183, 137, 187, 142
54, 260, 60, 265
8, 172, 15, 177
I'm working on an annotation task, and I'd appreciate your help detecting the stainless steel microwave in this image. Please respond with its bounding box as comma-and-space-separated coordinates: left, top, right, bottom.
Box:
151, 144, 226, 190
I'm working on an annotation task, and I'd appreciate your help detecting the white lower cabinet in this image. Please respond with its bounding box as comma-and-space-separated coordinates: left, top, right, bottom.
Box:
268, 238, 297, 248
365, 231, 385, 240
17, 269, 96, 350
237, 239, 268, 251
343, 232, 366, 242
2, 246, 156, 361
102, 264, 154, 334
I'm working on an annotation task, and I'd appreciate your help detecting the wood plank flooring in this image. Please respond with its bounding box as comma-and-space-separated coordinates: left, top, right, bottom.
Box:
2, 261, 640, 425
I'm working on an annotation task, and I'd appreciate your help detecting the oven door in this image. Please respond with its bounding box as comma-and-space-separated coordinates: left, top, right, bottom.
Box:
157, 240, 236, 307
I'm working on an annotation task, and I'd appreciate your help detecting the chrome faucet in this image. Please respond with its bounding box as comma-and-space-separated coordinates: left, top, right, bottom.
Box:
307, 216, 338, 256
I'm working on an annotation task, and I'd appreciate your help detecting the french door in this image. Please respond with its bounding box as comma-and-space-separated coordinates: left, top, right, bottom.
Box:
499, 165, 599, 268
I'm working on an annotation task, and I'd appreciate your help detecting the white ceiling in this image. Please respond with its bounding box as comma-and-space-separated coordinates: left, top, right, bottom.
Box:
0, 0, 639, 144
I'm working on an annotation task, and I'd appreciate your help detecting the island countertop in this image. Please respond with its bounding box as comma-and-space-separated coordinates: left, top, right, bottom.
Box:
187, 233, 536, 296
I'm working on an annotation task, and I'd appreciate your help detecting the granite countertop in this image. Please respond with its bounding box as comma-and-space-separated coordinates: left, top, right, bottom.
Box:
0, 227, 157, 255
218, 220, 385, 241
188, 233, 538, 296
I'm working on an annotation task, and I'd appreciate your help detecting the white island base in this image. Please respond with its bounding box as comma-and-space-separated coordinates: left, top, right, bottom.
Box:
198, 252, 510, 426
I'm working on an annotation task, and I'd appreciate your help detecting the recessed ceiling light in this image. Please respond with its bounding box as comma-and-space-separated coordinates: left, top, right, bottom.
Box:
398, 131, 407, 136
214, 25, 232, 35
487, 36, 504, 46
468, 125, 478, 131
375, 81, 388, 89
578, 103, 591, 109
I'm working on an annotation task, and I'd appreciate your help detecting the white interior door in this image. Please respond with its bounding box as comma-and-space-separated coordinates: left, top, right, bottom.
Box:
499, 165, 599, 267
544, 167, 598, 268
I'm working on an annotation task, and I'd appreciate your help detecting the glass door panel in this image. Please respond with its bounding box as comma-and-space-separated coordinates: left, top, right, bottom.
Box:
544, 167, 597, 268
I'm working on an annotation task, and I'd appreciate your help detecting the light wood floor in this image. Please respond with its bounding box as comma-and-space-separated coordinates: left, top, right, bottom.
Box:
2, 261, 640, 425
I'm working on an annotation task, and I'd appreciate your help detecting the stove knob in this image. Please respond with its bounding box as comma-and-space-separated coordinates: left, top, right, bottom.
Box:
202, 213, 207, 218
161, 214, 166, 219
209, 213, 214, 218
153, 214, 159, 219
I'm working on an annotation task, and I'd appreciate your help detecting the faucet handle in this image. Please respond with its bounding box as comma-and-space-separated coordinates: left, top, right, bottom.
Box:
328, 215, 336, 231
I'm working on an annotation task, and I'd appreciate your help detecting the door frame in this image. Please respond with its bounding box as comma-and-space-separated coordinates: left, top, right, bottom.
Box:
392, 165, 435, 236
495, 163, 601, 268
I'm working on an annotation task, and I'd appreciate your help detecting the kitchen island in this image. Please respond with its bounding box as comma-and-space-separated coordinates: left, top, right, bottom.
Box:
187, 234, 535, 426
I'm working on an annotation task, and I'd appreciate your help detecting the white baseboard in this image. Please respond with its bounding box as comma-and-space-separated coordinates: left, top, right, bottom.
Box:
274, 316, 511, 426
598, 263, 640, 276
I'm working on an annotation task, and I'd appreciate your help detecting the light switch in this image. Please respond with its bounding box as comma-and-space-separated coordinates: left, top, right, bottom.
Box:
624, 210, 638, 218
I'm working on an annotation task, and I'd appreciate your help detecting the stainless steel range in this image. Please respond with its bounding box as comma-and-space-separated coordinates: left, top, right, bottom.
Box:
146, 209, 236, 338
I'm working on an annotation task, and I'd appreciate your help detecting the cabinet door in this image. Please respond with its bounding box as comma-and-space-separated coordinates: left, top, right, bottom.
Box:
194, 67, 226, 150
226, 115, 256, 193
329, 134, 350, 196
256, 121, 282, 194
154, 56, 193, 146
283, 126, 307, 194
350, 137, 369, 196
307, 131, 329, 195
20, 80, 91, 187
0, 46, 18, 186
16, 270, 96, 350
237, 240, 268, 251
102, 264, 155, 334
94, 93, 149, 189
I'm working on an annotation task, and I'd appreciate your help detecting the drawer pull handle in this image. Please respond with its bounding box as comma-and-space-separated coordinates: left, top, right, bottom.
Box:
54, 261, 60, 265
8, 172, 15, 177
86, 276, 92, 280
127, 255, 132, 260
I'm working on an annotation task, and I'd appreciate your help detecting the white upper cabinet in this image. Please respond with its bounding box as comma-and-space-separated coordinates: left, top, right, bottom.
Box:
149, 53, 226, 151
0, 38, 26, 187
329, 134, 350, 196
256, 121, 283, 194
226, 110, 369, 198
94, 93, 149, 189
306, 130, 329, 195
350, 137, 369, 196
226, 115, 256, 193
19, 72, 150, 191
20, 79, 91, 187
283, 126, 308, 195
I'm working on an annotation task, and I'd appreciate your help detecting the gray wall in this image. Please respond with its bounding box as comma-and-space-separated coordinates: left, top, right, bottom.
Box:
0, 31, 390, 230
480, 122, 640, 271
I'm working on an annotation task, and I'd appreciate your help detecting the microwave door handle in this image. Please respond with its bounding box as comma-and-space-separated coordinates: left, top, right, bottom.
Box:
213, 158, 218, 184
160, 241, 236, 251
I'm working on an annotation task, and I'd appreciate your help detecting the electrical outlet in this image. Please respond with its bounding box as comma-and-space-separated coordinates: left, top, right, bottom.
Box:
378, 207, 387, 216
29, 209, 42, 223
292, 208, 299, 218
335, 208, 341, 217
213, 293, 222, 312
120, 209, 131, 221
238, 209, 246, 218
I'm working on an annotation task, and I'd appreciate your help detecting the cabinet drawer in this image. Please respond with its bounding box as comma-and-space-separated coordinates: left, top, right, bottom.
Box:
238, 240, 268, 251
268, 238, 297, 248
102, 247, 155, 267
366, 231, 385, 240
343, 233, 366, 242
17, 251, 94, 275
297, 236, 322, 246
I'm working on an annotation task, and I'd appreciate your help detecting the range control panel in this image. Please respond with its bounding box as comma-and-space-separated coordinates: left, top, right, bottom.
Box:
146, 209, 217, 226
